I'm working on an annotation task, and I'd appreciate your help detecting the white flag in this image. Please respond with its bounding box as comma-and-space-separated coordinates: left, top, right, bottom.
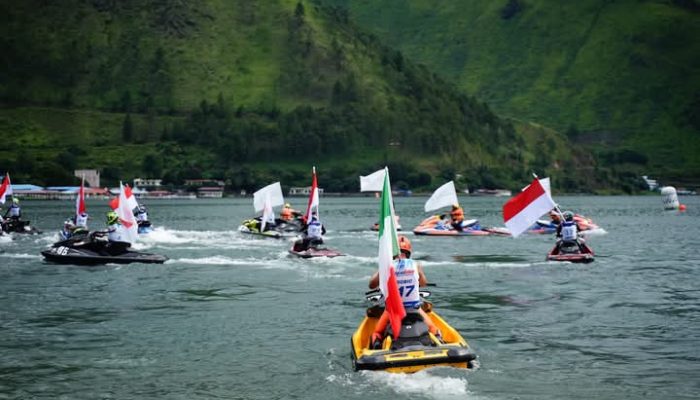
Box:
116, 182, 139, 243
424, 181, 459, 212
360, 169, 386, 192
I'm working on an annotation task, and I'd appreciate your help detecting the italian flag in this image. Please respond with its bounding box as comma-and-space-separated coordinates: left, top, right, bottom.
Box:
377, 167, 406, 338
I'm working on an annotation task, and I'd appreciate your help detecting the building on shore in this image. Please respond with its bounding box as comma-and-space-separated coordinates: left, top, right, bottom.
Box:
133, 178, 163, 189
288, 186, 324, 196
197, 186, 224, 198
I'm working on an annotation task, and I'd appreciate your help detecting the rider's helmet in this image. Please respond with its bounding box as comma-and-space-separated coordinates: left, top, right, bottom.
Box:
563, 211, 574, 221
284, 203, 291, 208
398, 235, 412, 257
79, 212, 88, 218
106, 211, 119, 225
12, 197, 19, 204
452, 203, 460, 210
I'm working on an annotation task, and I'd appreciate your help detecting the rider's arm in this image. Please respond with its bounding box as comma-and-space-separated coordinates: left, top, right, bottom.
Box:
418, 264, 428, 287
369, 271, 379, 289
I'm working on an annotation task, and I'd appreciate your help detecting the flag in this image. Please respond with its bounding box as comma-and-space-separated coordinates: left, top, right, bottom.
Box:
304, 166, 319, 222
76, 176, 86, 217
360, 169, 386, 192
424, 181, 459, 212
116, 182, 139, 243
124, 184, 139, 211
253, 182, 284, 213
0, 173, 12, 204
260, 193, 274, 232
377, 167, 405, 338
109, 184, 139, 211
503, 178, 556, 238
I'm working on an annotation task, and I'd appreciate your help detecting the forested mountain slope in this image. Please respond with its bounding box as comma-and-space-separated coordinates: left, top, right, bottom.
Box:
320, 0, 700, 184
0, 0, 628, 192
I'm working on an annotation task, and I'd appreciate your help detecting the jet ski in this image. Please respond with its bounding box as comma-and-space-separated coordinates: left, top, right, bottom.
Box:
413, 215, 504, 236
527, 214, 603, 235
41, 232, 168, 265
546, 239, 595, 263
138, 220, 153, 234
351, 289, 477, 373
2, 219, 42, 234
238, 219, 283, 238
288, 242, 344, 258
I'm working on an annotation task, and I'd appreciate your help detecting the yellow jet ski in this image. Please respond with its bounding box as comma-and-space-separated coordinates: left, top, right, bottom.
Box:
351, 289, 476, 373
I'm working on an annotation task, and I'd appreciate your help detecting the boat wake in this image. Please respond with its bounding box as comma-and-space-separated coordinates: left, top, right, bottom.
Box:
352, 369, 475, 399
168, 256, 263, 266
134, 227, 284, 250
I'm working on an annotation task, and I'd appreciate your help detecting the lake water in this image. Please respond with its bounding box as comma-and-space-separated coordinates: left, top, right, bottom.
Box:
1, 196, 698, 399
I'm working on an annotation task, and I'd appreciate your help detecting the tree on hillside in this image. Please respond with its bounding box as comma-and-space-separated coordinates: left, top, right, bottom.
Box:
122, 113, 134, 142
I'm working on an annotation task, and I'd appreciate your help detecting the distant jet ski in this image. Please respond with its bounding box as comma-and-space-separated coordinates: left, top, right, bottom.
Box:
288, 243, 344, 258
2, 219, 41, 235
137, 220, 153, 234
546, 239, 595, 263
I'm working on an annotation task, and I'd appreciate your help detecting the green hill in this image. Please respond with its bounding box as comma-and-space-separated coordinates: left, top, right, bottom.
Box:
319, 0, 700, 184
0, 0, 643, 192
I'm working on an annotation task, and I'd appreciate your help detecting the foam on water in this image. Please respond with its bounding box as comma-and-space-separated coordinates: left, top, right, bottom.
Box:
581, 228, 608, 237
168, 256, 263, 266
362, 370, 472, 399
136, 227, 286, 250
0, 253, 41, 259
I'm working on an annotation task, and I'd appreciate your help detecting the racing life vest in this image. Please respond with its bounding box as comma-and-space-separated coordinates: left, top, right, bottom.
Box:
306, 219, 323, 239
451, 207, 464, 222
280, 207, 293, 221
107, 223, 123, 242
136, 211, 148, 222
561, 220, 578, 241
76, 214, 88, 227
8, 205, 20, 217
395, 258, 421, 309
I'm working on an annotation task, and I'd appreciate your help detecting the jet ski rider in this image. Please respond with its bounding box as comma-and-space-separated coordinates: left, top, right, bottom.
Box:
557, 211, 584, 251
280, 203, 301, 222
134, 205, 149, 224
450, 204, 465, 231
293, 211, 326, 251
75, 211, 89, 229
368, 235, 441, 349
4, 198, 21, 220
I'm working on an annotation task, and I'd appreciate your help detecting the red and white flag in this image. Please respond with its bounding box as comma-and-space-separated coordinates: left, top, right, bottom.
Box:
76, 176, 86, 217
503, 178, 556, 238
0, 173, 12, 204
116, 182, 139, 243
109, 183, 139, 211
377, 167, 405, 338
304, 166, 319, 222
